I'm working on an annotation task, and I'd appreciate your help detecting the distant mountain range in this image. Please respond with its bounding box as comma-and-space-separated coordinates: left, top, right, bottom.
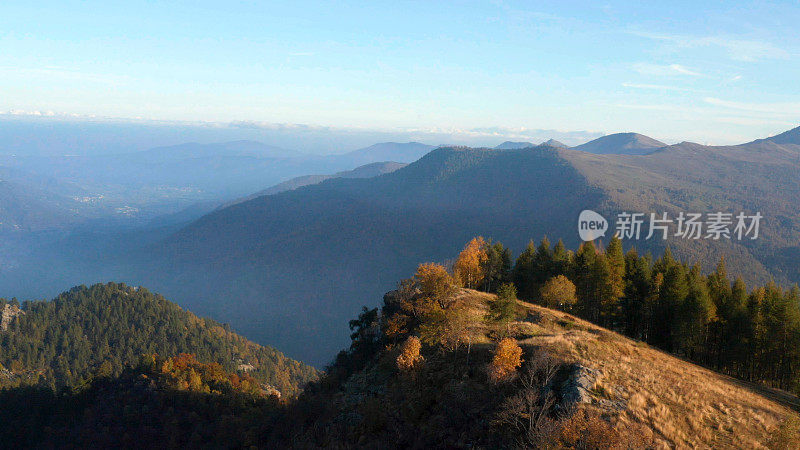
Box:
2, 127, 799, 364
494, 139, 567, 149
125, 126, 800, 364
335, 142, 434, 166
494, 141, 535, 149
0, 141, 434, 230
244, 161, 407, 198
0, 133, 676, 232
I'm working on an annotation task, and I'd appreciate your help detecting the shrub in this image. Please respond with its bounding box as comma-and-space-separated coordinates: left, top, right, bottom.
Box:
489, 338, 523, 382
396, 336, 424, 371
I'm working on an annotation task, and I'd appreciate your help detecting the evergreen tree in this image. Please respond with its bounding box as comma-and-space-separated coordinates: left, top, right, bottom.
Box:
621, 249, 652, 340
653, 264, 689, 352
513, 241, 538, 300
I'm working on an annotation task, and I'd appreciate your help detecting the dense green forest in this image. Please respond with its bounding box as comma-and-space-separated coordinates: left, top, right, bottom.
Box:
0, 283, 318, 396
0, 353, 283, 448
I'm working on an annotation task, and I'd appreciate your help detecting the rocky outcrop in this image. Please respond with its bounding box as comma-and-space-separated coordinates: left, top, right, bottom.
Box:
558, 364, 600, 408
1, 303, 24, 331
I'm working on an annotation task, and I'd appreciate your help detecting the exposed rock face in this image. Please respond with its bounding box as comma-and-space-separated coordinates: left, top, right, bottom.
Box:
1, 303, 24, 331
559, 364, 600, 408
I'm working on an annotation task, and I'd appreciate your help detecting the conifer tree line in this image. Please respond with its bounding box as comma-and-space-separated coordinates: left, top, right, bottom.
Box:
446, 236, 800, 393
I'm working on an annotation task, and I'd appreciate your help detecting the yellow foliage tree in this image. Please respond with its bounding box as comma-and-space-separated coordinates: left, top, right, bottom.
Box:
454, 237, 489, 289
415, 262, 457, 310
396, 336, 424, 371
489, 338, 523, 382
419, 304, 471, 352
539, 275, 578, 309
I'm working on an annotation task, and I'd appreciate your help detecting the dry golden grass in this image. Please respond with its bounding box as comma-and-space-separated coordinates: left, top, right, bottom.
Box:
458, 288, 799, 449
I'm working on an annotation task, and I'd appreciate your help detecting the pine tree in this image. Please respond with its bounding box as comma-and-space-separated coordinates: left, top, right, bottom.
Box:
604, 236, 626, 326
675, 267, 716, 359
572, 241, 598, 321
513, 241, 538, 300
621, 248, 652, 340
652, 264, 688, 352
487, 283, 522, 334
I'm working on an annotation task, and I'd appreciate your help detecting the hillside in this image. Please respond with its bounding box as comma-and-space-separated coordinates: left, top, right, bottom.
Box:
754, 125, 800, 148
265, 283, 800, 448
0, 179, 82, 231
0, 283, 318, 396
561, 139, 800, 283
513, 300, 797, 448
237, 161, 407, 200
135, 128, 800, 364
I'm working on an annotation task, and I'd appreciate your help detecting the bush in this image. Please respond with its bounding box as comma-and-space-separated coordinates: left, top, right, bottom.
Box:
488, 338, 523, 382
396, 336, 424, 371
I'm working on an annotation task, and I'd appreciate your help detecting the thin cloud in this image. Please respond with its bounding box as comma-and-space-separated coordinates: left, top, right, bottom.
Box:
704, 97, 800, 115
632, 31, 791, 62
622, 82, 701, 92
633, 63, 705, 77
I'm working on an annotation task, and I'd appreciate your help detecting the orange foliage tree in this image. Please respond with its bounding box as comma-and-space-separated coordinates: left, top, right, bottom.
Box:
489, 338, 523, 382
415, 262, 458, 310
454, 237, 489, 289
396, 336, 424, 371
147, 353, 267, 397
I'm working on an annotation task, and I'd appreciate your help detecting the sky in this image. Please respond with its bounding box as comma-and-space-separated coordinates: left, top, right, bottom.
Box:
1, 0, 799, 147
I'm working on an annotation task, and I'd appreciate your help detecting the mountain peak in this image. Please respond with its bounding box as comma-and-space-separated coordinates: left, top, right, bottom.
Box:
541, 139, 568, 148
573, 132, 665, 155
494, 141, 535, 150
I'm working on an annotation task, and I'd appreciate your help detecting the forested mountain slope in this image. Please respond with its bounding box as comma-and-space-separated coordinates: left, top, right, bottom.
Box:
0, 283, 318, 396
147, 144, 600, 363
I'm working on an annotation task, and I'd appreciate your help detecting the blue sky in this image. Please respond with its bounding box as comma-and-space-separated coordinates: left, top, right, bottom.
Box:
1, 1, 799, 145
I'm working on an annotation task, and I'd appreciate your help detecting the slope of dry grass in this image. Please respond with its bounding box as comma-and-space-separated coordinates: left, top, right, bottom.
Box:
455, 288, 799, 449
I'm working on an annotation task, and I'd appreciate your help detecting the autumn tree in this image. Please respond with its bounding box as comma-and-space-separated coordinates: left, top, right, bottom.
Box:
539, 275, 577, 310
489, 338, 523, 382
396, 336, 424, 371
419, 303, 471, 353
415, 263, 458, 310
454, 237, 489, 289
